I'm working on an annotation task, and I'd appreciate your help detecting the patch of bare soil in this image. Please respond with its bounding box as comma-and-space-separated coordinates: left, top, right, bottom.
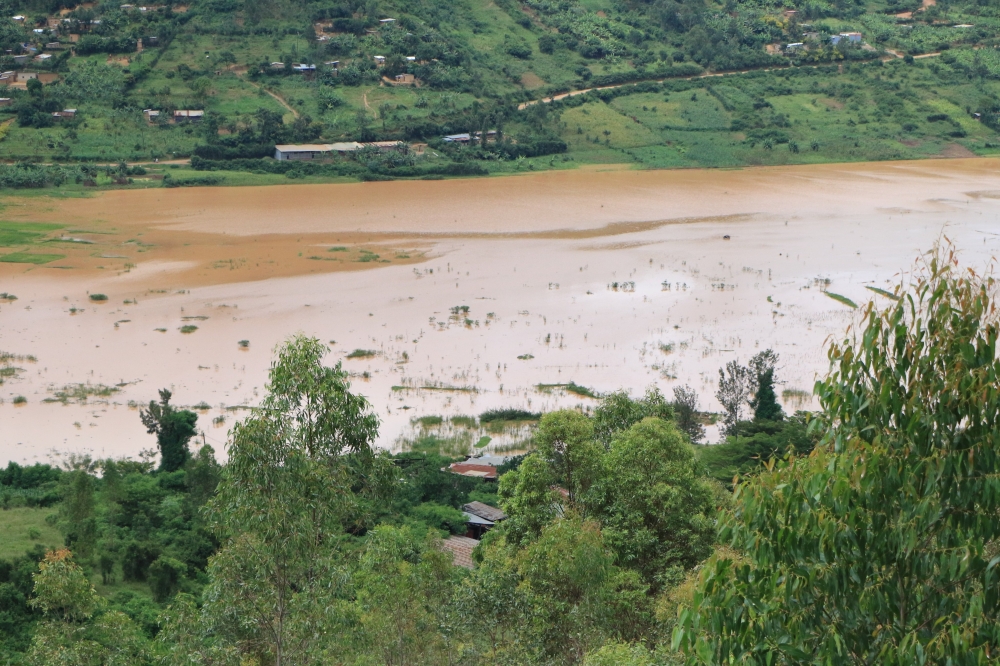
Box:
940, 143, 976, 158
520, 72, 546, 89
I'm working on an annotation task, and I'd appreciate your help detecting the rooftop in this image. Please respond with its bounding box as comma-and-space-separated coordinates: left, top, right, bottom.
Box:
448, 463, 497, 479
463, 501, 507, 522
441, 536, 477, 568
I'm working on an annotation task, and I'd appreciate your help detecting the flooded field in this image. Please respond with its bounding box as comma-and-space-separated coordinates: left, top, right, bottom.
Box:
3, 158, 1000, 464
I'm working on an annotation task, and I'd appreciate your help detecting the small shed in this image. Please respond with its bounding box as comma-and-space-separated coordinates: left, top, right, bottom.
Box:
52, 108, 76, 120
379, 17, 395, 23
373, 55, 385, 65
394, 73, 414, 83
0, 98, 11, 107
462, 502, 507, 539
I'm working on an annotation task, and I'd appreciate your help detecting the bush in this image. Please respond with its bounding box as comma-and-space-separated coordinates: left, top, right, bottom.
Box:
479, 409, 541, 423
148, 555, 186, 602
411, 502, 469, 534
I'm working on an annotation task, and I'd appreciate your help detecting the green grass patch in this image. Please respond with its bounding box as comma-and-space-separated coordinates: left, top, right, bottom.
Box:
43, 383, 119, 405
0, 252, 66, 265
451, 415, 477, 428
415, 415, 444, 427
0, 508, 62, 561
89, 294, 108, 302
346, 349, 377, 359
475, 435, 492, 448
0, 222, 64, 246
824, 291, 858, 308
179, 325, 199, 334
480, 408, 541, 423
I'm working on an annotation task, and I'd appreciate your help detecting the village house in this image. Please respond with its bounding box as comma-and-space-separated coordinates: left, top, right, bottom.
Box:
462, 501, 507, 540
273, 142, 364, 160
34, 53, 52, 62
394, 73, 414, 84
45, 42, 63, 50
17, 71, 37, 81
440, 536, 477, 568
373, 55, 385, 65
0, 72, 15, 84
0, 97, 11, 107
174, 109, 204, 121
379, 17, 395, 23
51, 108, 76, 120
143, 109, 160, 121
291, 63, 316, 72
830, 32, 862, 45
785, 42, 804, 52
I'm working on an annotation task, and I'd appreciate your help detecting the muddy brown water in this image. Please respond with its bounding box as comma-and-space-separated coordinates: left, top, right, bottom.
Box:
3, 158, 1000, 464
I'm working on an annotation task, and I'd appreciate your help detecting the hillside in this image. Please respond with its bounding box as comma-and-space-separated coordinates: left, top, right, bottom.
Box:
0, 0, 999, 185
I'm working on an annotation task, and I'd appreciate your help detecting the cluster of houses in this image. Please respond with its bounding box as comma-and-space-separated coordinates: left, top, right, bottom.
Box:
784, 31, 862, 53
440, 455, 512, 568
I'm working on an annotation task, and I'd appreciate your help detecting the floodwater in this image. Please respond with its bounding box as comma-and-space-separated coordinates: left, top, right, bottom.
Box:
2, 158, 1000, 465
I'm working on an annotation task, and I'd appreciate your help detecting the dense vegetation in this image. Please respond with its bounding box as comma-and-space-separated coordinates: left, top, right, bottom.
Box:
0, 0, 999, 186
3, 245, 998, 664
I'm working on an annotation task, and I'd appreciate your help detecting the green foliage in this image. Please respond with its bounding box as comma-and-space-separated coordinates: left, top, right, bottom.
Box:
140, 389, 197, 473
147, 556, 186, 603
697, 414, 818, 486
593, 387, 673, 446
198, 334, 390, 664
677, 246, 1000, 663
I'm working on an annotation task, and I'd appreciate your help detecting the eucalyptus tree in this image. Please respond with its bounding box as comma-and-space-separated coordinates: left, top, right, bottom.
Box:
200, 335, 392, 666
676, 247, 1000, 664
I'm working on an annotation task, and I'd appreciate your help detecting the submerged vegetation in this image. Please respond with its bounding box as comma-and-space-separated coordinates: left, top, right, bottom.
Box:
2, 244, 999, 665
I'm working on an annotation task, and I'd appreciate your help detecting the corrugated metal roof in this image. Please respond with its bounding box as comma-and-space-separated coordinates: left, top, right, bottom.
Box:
463, 511, 493, 526
463, 501, 506, 522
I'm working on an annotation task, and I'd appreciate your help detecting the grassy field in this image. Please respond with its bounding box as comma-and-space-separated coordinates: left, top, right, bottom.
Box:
0, 507, 62, 561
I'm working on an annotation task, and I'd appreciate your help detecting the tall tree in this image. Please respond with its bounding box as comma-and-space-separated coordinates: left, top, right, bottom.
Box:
715, 360, 751, 436
676, 247, 1000, 664
197, 335, 390, 666
140, 389, 197, 473
534, 410, 601, 504
671, 385, 706, 444
748, 349, 783, 422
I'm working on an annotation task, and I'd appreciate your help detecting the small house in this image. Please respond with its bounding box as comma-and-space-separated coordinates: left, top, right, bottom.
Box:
291, 63, 316, 72
12, 55, 27, 65
275, 144, 333, 160
784, 42, 804, 52
17, 71, 37, 81
0, 97, 11, 107
379, 17, 395, 23
831, 32, 862, 45
143, 108, 160, 120
394, 73, 414, 83
120, 4, 134, 9
51, 108, 76, 120
462, 501, 507, 540
32, 28, 46, 34
146, 36, 159, 45
11, 15, 24, 21
45, 42, 63, 50
269, 61, 285, 69
373, 55, 385, 65
405, 56, 416, 62
174, 109, 204, 121
34, 53, 52, 61
0, 72, 15, 83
